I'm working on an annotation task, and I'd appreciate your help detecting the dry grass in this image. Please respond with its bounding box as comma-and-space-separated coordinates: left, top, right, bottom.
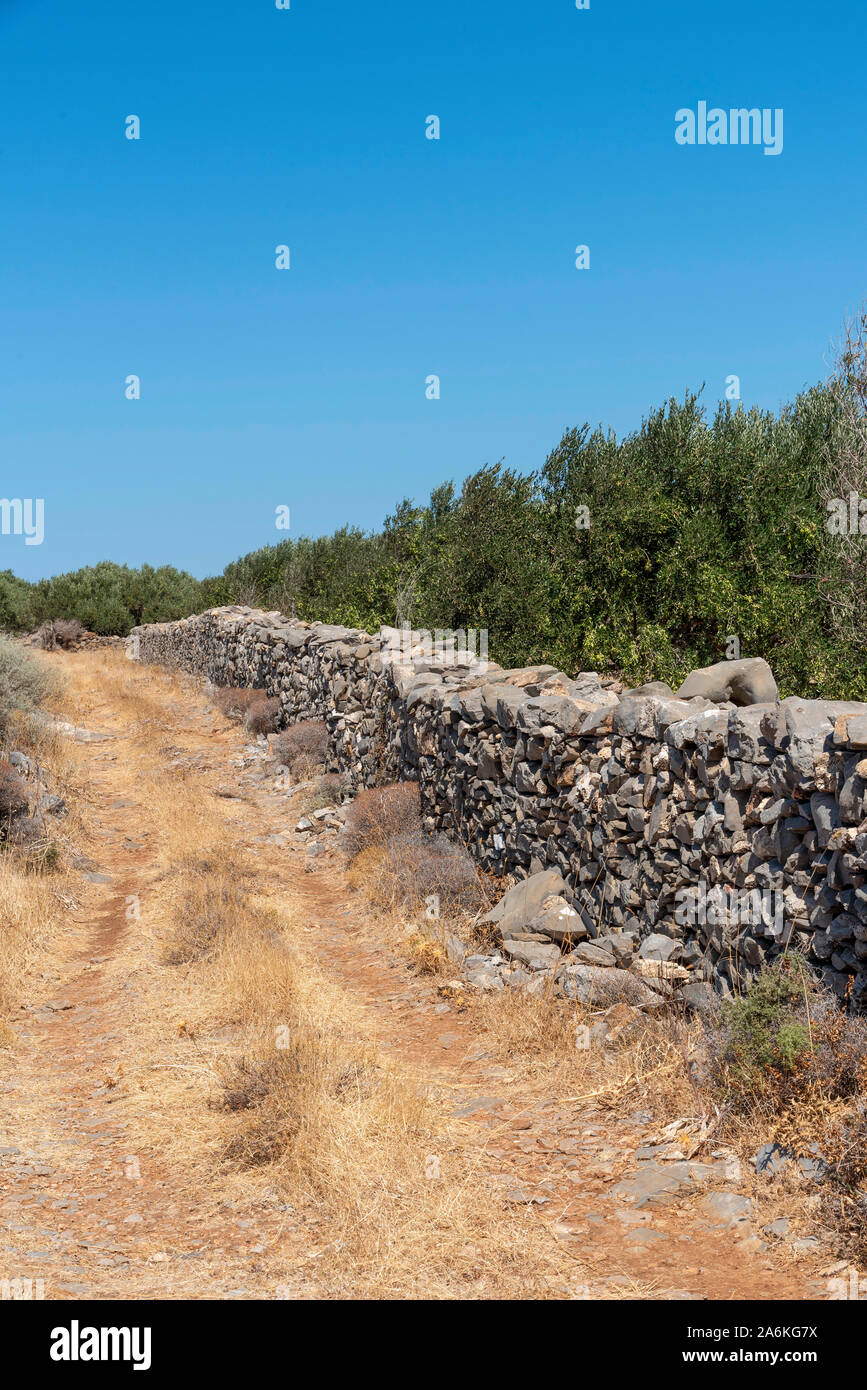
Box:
68, 648, 185, 732
205, 915, 592, 1297
119, 730, 590, 1295
0, 695, 87, 1039
0, 856, 61, 1033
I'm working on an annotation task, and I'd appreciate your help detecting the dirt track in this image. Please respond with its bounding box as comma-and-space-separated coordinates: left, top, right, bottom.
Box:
0, 652, 833, 1300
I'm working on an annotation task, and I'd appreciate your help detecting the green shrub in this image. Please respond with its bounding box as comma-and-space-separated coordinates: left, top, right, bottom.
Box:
0, 634, 59, 725
711, 956, 811, 1095
198, 371, 867, 699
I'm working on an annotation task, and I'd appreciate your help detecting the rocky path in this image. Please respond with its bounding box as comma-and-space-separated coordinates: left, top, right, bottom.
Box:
0, 653, 838, 1301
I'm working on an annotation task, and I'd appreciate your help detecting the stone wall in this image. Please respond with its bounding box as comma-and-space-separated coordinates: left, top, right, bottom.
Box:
131, 607, 867, 1005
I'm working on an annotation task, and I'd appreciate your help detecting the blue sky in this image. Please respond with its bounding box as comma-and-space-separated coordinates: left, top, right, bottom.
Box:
1, 0, 864, 580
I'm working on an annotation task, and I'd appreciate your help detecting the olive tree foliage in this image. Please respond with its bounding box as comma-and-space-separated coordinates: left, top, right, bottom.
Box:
819, 304, 867, 663
4, 313, 867, 698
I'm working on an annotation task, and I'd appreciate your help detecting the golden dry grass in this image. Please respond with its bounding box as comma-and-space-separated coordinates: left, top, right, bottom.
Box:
148, 788, 591, 1296
0, 680, 89, 1035
50, 657, 588, 1297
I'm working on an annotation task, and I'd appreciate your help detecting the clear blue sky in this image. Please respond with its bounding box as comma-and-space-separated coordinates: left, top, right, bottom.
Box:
1, 0, 864, 581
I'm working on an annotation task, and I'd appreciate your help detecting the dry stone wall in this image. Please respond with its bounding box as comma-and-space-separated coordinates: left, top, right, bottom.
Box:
132, 607, 867, 1006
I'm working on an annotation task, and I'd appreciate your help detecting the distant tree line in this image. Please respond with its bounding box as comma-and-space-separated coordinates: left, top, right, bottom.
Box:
0, 562, 203, 638
198, 384, 865, 699
3, 344, 865, 699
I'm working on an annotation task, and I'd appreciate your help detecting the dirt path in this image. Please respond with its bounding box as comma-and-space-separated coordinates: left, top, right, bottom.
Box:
0, 652, 836, 1301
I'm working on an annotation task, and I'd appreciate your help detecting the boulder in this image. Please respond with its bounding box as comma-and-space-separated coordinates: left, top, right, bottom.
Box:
527, 897, 587, 944
480, 868, 570, 938
676, 657, 778, 706
637, 932, 682, 963
623, 681, 675, 698
501, 940, 562, 971
555, 961, 667, 1011
572, 941, 617, 967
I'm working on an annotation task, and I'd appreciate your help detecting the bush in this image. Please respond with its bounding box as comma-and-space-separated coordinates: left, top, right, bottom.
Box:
382, 829, 488, 916
37, 617, 84, 651
343, 782, 489, 916
273, 719, 329, 777
212, 686, 280, 734
343, 782, 421, 856
701, 960, 867, 1264
706, 955, 867, 1113
725, 958, 809, 1073
0, 634, 58, 729
244, 695, 280, 735
26, 561, 204, 636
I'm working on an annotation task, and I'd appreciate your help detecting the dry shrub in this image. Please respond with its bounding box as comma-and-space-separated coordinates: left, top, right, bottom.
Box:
244, 695, 280, 735
404, 930, 448, 975
288, 773, 348, 818
0, 635, 60, 735
0, 759, 29, 819
273, 719, 328, 777
383, 830, 489, 916
38, 618, 84, 651
217, 1038, 376, 1169
343, 782, 421, 855
213, 685, 268, 722
344, 783, 488, 917
164, 853, 251, 964
476, 984, 700, 1109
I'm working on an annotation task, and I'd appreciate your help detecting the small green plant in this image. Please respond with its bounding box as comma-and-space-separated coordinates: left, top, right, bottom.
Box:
713, 955, 812, 1100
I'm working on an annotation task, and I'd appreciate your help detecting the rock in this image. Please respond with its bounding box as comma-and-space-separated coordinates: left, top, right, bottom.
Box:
755, 1142, 828, 1182
501, 940, 562, 971
594, 932, 637, 963
623, 1228, 669, 1245
465, 967, 505, 991
845, 714, 867, 749
637, 932, 682, 962
556, 962, 667, 1012
504, 1186, 549, 1206
611, 1162, 699, 1208
763, 1218, 790, 1238
572, 941, 617, 967
681, 980, 715, 1016
699, 1191, 753, 1227
676, 657, 778, 706
527, 896, 587, 943
623, 681, 675, 698
481, 868, 569, 937
810, 793, 840, 848
632, 957, 690, 982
